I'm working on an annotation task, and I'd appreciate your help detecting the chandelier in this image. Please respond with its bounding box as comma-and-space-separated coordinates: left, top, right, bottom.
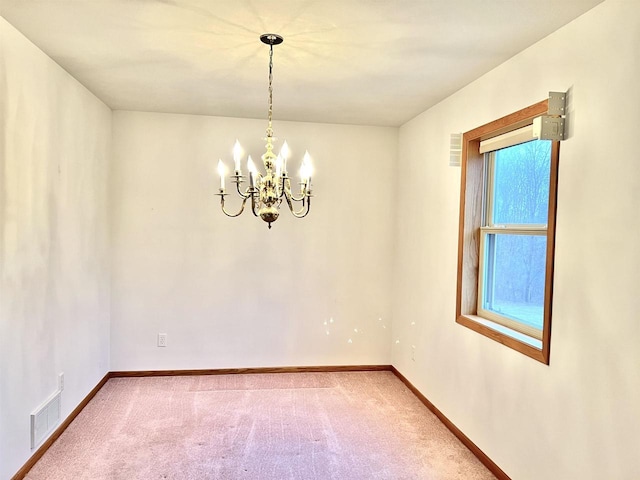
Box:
216, 33, 313, 229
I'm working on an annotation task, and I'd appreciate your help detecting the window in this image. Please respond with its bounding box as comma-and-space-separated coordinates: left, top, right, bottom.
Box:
456, 100, 559, 364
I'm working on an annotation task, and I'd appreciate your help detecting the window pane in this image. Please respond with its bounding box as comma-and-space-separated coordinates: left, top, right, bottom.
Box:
482, 233, 547, 330
492, 140, 551, 225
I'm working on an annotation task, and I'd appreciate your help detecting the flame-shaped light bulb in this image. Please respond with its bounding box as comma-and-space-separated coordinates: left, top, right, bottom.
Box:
300, 151, 313, 189
217, 159, 226, 190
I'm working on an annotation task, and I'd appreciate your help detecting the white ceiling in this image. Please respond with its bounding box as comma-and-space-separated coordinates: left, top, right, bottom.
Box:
1, 0, 602, 127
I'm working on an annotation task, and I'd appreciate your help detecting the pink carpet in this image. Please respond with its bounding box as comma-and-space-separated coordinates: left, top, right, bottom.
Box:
25, 371, 496, 479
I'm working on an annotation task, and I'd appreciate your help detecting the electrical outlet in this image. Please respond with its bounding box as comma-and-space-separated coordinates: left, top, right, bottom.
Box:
58, 372, 64, 391
158, 333, 167, 347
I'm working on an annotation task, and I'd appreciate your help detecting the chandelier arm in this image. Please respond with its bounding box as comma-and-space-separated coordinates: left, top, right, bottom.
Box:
219, 195, 249, 218
234, 180, 251, 199
284, 190, 312, 218
282, 177, 307, 202
290, 200, 312, 218
249, 190, 260, 217
277, 176, 287, 199
289, 191, 306, 202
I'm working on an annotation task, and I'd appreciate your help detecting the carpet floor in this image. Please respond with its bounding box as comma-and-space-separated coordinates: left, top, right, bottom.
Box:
25, 371, 496, 480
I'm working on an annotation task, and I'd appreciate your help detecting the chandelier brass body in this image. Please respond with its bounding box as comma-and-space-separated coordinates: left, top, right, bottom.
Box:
216, 34, 313, 229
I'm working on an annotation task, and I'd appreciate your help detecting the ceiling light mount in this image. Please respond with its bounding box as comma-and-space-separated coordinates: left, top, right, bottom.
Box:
260, 33, 284, 46
215, 33, 313, 229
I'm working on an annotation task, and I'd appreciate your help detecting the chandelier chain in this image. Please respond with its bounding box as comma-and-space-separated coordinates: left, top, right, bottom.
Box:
267, 43, 274, 138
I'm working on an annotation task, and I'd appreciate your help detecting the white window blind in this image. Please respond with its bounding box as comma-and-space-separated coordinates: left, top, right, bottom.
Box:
479, 125, 534, 154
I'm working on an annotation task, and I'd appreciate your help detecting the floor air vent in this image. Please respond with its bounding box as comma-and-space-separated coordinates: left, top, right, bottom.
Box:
31, 390, 61, 449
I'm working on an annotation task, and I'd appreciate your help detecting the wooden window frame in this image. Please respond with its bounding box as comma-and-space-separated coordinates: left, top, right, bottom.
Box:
455, 99, 559, 364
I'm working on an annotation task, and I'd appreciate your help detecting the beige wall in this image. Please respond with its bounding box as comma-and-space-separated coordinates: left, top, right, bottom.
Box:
392, 1, 640, 479
110, 111, 396, 370
0, 18, 111, 479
